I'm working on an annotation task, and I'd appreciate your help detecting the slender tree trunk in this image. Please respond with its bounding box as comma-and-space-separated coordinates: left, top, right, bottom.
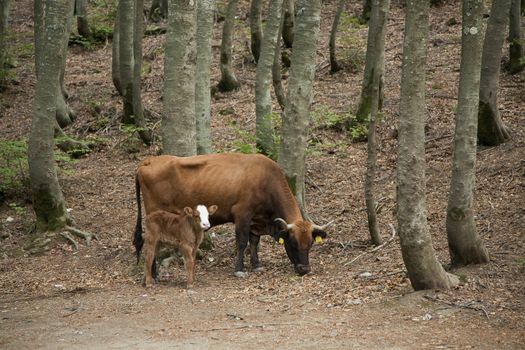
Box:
0, 0, 11, 89
255, 0, 284, 158
112, 4, 122, 95
278, 0, 321, 211
364, 0, 390, 246
281, 0, 294, 48
355, 0, 389, 124
163, 0, 197, 156
478, 0, 512, 146
133, 0, 151, 144
250, 0, 263, 63
272, 3, 286, 111
329, 0, 345, 73
29, 0, 70, 232
396, 0, 458, 291
508, 0, 523, 74
217, 0, 240, 92
446, 0, 490, 266
76, 0, 91, 39
362, 0, 371, 23
196, 0, 214, 155
118, 0, 135, 124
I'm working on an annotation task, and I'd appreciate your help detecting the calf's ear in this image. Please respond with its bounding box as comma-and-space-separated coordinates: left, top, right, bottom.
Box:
184, 207, 194, 215
312, 227, 327, 243
208, 205, 218, 215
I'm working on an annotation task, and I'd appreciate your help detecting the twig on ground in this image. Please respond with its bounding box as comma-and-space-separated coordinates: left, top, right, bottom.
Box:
343, 223, 396, 267
423, 295, 489, 319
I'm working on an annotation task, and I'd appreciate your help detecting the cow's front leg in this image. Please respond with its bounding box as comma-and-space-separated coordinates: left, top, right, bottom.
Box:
249, 232, 264, 272
233, 216, 251, 278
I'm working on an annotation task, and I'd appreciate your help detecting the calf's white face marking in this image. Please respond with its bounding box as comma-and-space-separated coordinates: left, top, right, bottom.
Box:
196, 205, 211, 230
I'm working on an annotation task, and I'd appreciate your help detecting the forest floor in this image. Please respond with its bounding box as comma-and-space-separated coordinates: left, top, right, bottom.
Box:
0, 0, 524, 349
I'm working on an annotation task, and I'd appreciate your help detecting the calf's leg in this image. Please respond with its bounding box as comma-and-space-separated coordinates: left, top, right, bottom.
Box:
180, 243, 195, 289
143, 237, 158, 287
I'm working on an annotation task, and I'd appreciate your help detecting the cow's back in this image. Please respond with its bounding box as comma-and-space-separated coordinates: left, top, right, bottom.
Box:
137, 153, 289, 225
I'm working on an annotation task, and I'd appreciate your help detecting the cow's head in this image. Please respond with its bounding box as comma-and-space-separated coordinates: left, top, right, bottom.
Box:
273, 218, 331, 275
184, 205, 218, 230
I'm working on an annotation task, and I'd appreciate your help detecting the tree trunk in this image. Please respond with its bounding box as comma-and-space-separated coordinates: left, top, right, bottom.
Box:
361, 0, 371, 23
118, 0, 135, 125
446, 0, 490, 266
396, 0, 458, 291
281, 0, 294, 48
29, 0, 70, 233
75, 0, 91, 39
478, 0, 512, 146
278, 0, 321, 211
355, 0, 389, 124
217, 0, 240, 92
149, 0, 168, 21
196, 0, 214, 155
364, 0, 390, 247
329, 0, 345, 73
508, 0, 523, 74
112, 4, 122, 95
250, 0, 263, 63
162, 0, 197, 156
133, 0, 152, 144
0, 0, 11, 89
272, 3, 286, 111
255, 0, 284, 158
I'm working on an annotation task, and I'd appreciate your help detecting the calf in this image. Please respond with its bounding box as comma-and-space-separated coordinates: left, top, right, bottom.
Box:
140, 205, 218, 288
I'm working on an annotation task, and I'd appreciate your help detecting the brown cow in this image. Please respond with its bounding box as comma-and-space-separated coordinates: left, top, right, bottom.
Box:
141, 205, 218, 288
134, 153, 329, 278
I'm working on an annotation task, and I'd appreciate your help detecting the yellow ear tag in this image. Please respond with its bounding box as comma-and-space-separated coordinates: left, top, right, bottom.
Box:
315, 236, 323, 243
278, 238, 284, 244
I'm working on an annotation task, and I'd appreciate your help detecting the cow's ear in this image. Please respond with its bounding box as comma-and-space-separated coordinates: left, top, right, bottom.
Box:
276, 230, 288, 245
312, 228, 327, 243
208, 205, 218, 216
184, 207, 193, 215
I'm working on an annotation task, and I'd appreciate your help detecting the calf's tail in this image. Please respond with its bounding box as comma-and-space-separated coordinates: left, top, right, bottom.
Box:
133, 174, 144, 263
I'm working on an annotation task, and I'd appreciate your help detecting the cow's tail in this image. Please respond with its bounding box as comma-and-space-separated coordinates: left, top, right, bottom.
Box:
133, 174, 144, 263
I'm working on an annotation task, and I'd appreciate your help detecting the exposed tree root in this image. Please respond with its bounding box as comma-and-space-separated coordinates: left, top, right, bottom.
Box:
64, 225, 98, 245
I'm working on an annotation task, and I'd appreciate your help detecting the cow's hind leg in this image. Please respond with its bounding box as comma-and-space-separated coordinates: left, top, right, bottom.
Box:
249, 232, 264, 272
232, 211, 252, 278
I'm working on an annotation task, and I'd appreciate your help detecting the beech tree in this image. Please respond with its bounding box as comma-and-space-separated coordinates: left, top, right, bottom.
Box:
75, 0, 91, 39
162, 0, 197, 156
281, 0, 294, 48
278, 0, 321, 211
250, 0, 263, 63
396, 0, 458, 290
217, 0, 240, 92
329, 0, 346, 73
478, 0, 512, 146
0, 0, 11, 89
508, 0, 523, 74
272, 4, 286, 111
446, 0, 490, 266
196, 0, 214, 155
255, 0, 284, 158
363, 0, 390, 246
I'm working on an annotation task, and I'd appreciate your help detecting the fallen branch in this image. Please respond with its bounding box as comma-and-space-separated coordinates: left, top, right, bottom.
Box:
423, 294, 489, 319
343, 223, 396, 267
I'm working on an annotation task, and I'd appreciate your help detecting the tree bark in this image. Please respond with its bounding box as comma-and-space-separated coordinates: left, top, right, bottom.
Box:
361, 0, 371, 23
29, 0, 70, 232
446, 0, 490, 266
0, 0, 11, 89
329, 0, 346, 73
196, 0, 214, 155
364, 0, 390, 247
396, 0, 458, 291
478, 0, 512, 146
75, 0, 91, 39
250, 0, 263, 63
278, 0, 321, 211
112, 4, 122, 95
118, 0, 135, 125
508, 0, 523, 74
272, 3, 286, 111
355, 0, 389, 124
281, 0, 294, 48
217, 0, 240, 92
255, 0, 284, 158
162, 0, 197, 156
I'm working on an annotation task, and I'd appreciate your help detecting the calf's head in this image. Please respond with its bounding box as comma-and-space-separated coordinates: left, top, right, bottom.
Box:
184, 205, 218, 230
274, 218, 331, 275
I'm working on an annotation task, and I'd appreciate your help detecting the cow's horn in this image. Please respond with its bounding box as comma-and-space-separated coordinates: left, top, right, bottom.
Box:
313, 220, 334, 231
274, 218, 293, 230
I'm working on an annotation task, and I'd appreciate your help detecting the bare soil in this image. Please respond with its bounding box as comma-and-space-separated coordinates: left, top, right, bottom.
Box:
1, 1, 524, 349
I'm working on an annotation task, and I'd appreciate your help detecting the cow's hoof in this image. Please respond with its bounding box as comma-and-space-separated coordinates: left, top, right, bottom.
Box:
233, 271, 247, 278
253, 266, 265, 273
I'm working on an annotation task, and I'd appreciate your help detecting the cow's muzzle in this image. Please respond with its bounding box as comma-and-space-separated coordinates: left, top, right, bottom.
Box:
295, 264, 311, 276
